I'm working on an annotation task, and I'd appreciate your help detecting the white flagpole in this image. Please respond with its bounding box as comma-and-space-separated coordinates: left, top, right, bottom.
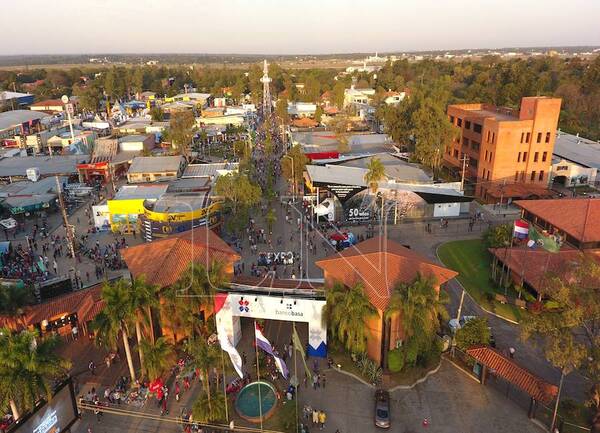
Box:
254, 321, 264, 431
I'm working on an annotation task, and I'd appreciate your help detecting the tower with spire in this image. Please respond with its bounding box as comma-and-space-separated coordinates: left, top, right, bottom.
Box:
260, 59, 272, 117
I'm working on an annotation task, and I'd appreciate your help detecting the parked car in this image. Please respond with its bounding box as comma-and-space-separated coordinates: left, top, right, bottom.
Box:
374, 389, 390, 429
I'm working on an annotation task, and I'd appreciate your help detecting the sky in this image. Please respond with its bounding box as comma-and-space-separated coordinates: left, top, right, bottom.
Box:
1, 0, 600, 55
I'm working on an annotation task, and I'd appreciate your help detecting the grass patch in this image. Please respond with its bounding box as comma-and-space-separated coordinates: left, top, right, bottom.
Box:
328, 343, 439, 388
437, 239, 526, 323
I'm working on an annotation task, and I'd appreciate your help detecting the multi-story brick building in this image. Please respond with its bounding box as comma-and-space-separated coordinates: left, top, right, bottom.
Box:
444, 96, 562, 202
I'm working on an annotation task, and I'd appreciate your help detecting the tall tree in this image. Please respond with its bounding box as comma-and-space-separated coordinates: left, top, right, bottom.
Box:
281, 144, 309, 195
324, 282, 377, 354
165, 111, 196, 161
127, 277, 159, 373
0, 329, 71, 420
213, 172, 261, 214
364, 157, 387, 194
521, 253, 600, 432
92, 279, 137, 381
0, 284, 32, 329
140, 337, 175, 381
185, 337, 220, 417
386, 274, 448, 368
276, 97, 290, 125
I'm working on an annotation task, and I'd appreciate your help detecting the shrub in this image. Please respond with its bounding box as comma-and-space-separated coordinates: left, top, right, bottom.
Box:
387, 349, 404, 372
455, 317, 491, 350
484, 224, 512, 248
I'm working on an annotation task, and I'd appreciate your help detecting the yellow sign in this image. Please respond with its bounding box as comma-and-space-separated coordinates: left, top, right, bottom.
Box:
142, 202, 221, 223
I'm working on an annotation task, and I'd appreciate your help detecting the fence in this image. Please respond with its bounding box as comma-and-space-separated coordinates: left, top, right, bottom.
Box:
447, 349, 592, 432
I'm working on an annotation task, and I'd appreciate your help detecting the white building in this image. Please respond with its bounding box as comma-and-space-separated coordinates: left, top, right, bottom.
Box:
551, 131, 600, 187
288, 102, 317, 118
343, 86, 375, 107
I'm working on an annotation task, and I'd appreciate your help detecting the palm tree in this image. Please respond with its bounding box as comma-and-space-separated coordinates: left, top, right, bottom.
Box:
184, 337, 220, 416
0, 328, 71, 420
128, 277, 159, 373
0, 285, 33, 330
140, 337, 174, 381
323, 282, 377, 354
92, 279, 137, 381
192, 389, 227, 423
364, 157, 386, 194
389, 273, 448, 366
162, 261, 229, 339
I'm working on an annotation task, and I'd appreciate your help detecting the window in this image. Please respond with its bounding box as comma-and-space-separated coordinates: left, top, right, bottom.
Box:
515, 171, 519, 181
520, 132, 525, 143
523, 152, 528, 160
486, 170, 490, 181
546, 132, 551, 143
471, 141, 480, 151
457, 118, 463, 127
489, 151, 493, 162
462, 137, 469, 147
453, 149, 458, 158
474, 123, 482, 134
542, 151, 547, 162
465, 120, 471, 130
537, 132, 542, 143
470, 157, 478, 168
491, 132, 495, 143
539, 170, 544, 181
534, 152, 539, 162
526, 132, 531, 143
531, 171, 536, 181
486, 131, 491, 142
485, 150, 489, 161
518, 152, 521, 162
449, 115, 455, 124
521, 171, 525, 181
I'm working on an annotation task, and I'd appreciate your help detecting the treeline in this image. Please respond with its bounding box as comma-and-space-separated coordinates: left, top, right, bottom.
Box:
1, 55, 599, 140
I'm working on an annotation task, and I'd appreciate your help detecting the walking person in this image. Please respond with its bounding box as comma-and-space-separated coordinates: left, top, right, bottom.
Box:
312, 408, 319, 426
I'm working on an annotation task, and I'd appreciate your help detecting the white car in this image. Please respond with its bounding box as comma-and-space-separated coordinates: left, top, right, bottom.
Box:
448, 315, 478, 333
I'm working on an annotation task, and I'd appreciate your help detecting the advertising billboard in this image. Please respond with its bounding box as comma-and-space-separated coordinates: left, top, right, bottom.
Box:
10, 380, 78, 433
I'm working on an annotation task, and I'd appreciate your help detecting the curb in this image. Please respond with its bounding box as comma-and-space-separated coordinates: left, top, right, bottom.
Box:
330, 358, 443, 392
435, 243, 520, 325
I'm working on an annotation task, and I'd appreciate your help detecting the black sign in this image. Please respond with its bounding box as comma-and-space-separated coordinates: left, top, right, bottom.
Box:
315, 182, 366, 204
347, 207, 371, 222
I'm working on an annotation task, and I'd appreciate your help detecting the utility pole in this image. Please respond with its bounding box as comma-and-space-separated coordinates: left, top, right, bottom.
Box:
460, 154, 469, 192
55, 176, 75, 259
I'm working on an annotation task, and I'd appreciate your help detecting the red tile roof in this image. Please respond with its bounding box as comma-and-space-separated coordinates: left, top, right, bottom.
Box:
30, 99, 64, 107
489, 247, 600, 292
485, 183, 555, 200
292, 117, 318, 128
466, 345, 558, 404
315, 236, 457, 311
122, 228, 240, 288
515, 198, 600, 243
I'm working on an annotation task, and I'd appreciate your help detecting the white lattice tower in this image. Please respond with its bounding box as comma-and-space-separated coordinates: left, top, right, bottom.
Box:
260, 59, 272, 117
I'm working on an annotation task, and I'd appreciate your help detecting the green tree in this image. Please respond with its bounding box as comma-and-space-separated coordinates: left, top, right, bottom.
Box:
162, 261, 229, 339
74, 82, 102, 112
276, 97, 290, 125
0, 284, 32, 329
324, 282, 377, 354
521, 253, 600, 432
281, 144, 309, 195
213, 172, 261, 214
387, 274, 448, 368
149, 106, 164, 121
91, 279, 137, 381
266, 208, 277, 232
127, 277, 159, 374
165, 111, 196, 161
140, 337, 175, 381
364, 157, 386, 194
0, 329, 71, 420
331, 81, 346, 109
455, 317, 491, 350
314, 105, 323, 123
192, 389, 227, 423
484, 223, 512, 248
185, 337, 221, 418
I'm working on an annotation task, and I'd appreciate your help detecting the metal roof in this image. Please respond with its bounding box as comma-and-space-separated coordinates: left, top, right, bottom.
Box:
0, 155, 88, 177
119, 134, 151, 143
335, 153, 432, 183
0, 110, 49, 131
127, 155, 184, 174
553, 131, 600, 169
150, 192, 211, 213
294, 132, 394, 154
182, 162, 239, 178
113, 184, 169, 200
0, 176, 66, 197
